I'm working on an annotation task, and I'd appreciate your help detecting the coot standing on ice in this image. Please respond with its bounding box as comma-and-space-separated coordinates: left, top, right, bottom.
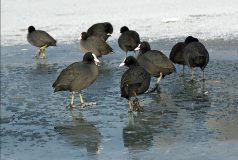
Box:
118, 26, 140, 58
120, 56, 151, 112
137, 41, 175, 92
183, 36, 209, 80
52, 52, 100, 108
27, 25, 57, 58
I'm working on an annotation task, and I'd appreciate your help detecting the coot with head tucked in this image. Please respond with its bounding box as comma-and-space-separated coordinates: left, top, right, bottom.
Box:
87, 22, 113, 41
118, 26, 140, 58
80, 32, 113, 57
169, 42, 186, 75
183, 36, 209, 80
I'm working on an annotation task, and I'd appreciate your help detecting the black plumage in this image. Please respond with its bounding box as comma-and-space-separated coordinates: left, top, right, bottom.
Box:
183, 36, 209, 80
80, 32, 113, 57
169, 42, 186, 74
137, 41, 175, 92
87, 22, 113, 41
52, 52, 100, 107
120, 56, 151, 112
118, 26, 140, 57
27, 26, 56, 58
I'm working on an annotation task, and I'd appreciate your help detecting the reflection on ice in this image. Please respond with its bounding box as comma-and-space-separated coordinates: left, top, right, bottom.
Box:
54, 112, 102, 155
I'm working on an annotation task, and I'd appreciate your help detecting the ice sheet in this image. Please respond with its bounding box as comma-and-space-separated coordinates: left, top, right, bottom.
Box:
1, 0, 238, 44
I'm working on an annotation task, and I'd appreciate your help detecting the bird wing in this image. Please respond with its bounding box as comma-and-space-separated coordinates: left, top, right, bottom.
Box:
90, 37, 113, 54
31, 30, 56, 45
143, 51, 174, 69
87, 23, 104, 36
121, 67, 147, 86
52, 62, 81, 90
169, 42, 185, 61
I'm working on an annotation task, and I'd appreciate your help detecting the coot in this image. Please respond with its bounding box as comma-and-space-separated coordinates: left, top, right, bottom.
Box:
80, 32, 113, 57
120, 56, 151, 112
137, 41, 175, 92
183, 36, 209, 80
118, 26, 140, 58
87, 22, 113, 41
27, 26, 57, 58
52, 52, 100, 107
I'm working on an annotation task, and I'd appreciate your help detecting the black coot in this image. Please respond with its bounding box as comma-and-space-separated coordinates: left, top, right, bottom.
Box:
137, 41, 175, 92
169, 42, 186, 75
87, 22, 113, 41
120, 56, 151, 112
118, 26, 140, 58
80, 32, 113, 57
27, 26, 57, 58
52, 52, 100, 108
183, 36, 209, 80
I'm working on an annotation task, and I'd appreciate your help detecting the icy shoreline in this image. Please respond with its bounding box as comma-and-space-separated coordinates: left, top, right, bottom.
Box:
1, 0, 238, 46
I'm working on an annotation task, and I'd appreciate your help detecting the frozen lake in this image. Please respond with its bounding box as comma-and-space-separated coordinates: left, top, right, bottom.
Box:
1, 0, 238, 160
1, 0, 238, 45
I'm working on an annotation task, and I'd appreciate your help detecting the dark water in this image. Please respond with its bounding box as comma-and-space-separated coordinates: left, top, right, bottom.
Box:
1, 38, 238, 160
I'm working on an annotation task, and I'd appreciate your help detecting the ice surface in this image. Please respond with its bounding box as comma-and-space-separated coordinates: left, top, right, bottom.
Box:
1, 0, 238, 46
1, 1, 238, 160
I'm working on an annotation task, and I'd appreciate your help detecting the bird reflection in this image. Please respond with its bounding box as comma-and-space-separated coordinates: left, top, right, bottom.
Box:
54, 111, 102, 154
31, 59, 59, 75
123, 113, 154, 151
31, 59, 50, 74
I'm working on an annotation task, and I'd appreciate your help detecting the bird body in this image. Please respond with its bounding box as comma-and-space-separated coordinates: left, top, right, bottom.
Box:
136, 41, 175, 92
120, 56, 150, 112
87, 22, 113, 41
169, 42, 186, 66
183, 41, 209, 71
118, 26, 140, 55
121, 65, 151, 99
183, 36, 209, 80
80, 32, 113, 57
53, 62, 98, 92
53, 52, 100, 107
27, 30, 56, 47
138, 50, 175, 77
27, 26, 56, 58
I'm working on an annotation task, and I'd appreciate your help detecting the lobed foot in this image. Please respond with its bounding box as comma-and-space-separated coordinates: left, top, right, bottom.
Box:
146, 84, 159, 94
66, 104, 75, 109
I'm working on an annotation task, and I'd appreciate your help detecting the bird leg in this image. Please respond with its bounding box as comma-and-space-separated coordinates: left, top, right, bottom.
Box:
201, 70, 205, 81
156, 72, 163, 85
40, 45, 48, 59
69, 91, 75, 108
191, 67, 194, 81
41, 50, 46, 59
34, 49, 41, 58
128, 98, 133, 112
78, 92, 84, 106
180, 65, 185, 77
40, 44, 48, 50
146, 72, 163, 93
133, 91, 143, 112
183, 65, 185, 75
